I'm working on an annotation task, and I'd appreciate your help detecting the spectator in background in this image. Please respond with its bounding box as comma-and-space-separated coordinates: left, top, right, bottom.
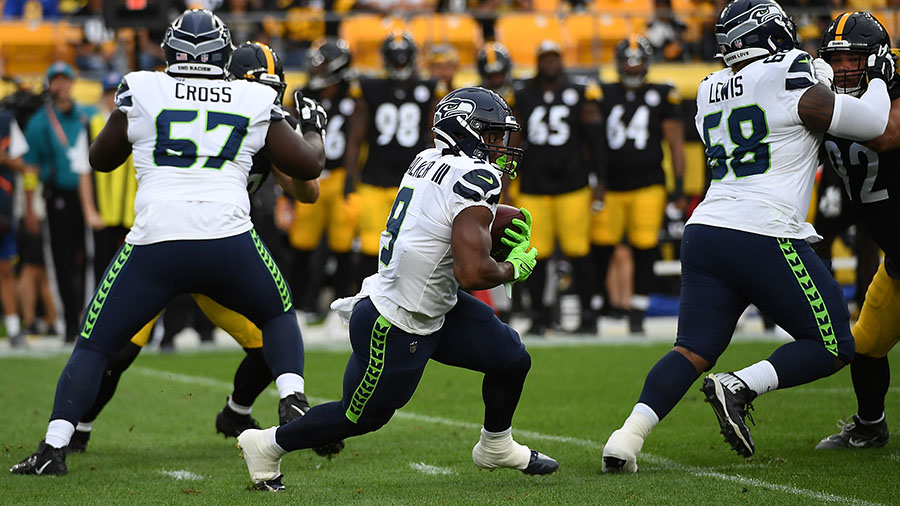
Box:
645, 0, 689, 61
2, 0, 58, 19
0, 102, 29, 346
427, 44, 459, 90
23, 61, 92, 343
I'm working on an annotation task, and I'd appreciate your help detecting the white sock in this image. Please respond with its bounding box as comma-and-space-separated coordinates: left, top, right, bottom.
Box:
45, 419, 75, 449
734, 360, 779, 396
859, 413, 885, 425
75, 422, 93, 433
624, 403, 659, 439
227, 395, 253, 415
474, 426, 531, 470
5, 314, 20, 336
275, 373, 304, 399
270, 426, 286, 455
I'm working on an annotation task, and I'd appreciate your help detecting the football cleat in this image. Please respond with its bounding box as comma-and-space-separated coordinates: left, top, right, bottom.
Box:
278, 392, 311, 425
252, 474, 286, 492
701, 372, 757, 457
238, 427, 285, 488
601, 428, 644, 473
10, 441, 68, 475
66, 430, 91, 454
216, 402, 261, 438
521, 450, 559, 476
816, 415, 890, 449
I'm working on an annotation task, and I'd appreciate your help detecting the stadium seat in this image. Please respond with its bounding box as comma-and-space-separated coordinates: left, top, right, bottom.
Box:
590, 13, 648, 64
496, 13, 569, 68
407, 14, 483, 67
593, 0, 653, 16
534, 0, 562, 13
0, 22, 81, 76
339, 14, 406, 71
671, 0, 715, 43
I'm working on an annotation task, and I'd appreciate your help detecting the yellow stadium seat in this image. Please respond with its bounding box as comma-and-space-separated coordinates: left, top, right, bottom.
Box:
339, 14, 406, 71
565, 13, 602, 66
407, 14, 483, 67
593, 0, 653, 16
0, 22, 81, 76
590, 14, 648, 64
496, 13, 569, 68
534, 0, 562, 13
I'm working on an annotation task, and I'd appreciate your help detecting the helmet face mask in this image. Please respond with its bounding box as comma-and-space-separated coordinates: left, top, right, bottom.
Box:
163, 9, 233, 79
382, 32, 418, 81
616, 35, 653, 88
818, 11, 892, 97
307, 38, 352, 91
228, 41, 286, 102
715, 0, 796, 67
432, 87, 524, 176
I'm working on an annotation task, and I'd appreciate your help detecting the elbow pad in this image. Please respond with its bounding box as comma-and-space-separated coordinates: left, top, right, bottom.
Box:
827, 79, 890, 141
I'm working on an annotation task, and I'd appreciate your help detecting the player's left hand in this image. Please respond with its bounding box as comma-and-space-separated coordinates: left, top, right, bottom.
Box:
500, 208, 532, 249
866, 44, 897, 84
293, 90, 328, 136
812, 57, 833, 90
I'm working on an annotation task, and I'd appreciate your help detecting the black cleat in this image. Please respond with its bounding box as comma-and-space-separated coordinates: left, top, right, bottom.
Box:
66, 430, 90, 454
252, 474, 286, 492
279, 392, 345, 458
216, 403, 261, 438
701, 373, 757, 457
522, 450, 559, 475
816, 415, 890, 449
10, 441, 68, 475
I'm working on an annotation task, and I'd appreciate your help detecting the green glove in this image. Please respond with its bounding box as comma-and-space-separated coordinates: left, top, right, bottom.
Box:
500, 208, 532, 249
505, 240, 538, 284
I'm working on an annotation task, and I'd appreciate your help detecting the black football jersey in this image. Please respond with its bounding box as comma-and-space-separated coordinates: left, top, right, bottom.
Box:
823, 80, 900, 262
304, 80, 356, 172
598, 82, 681, 192
357, 76, 438, 188
513, 77, 600, 195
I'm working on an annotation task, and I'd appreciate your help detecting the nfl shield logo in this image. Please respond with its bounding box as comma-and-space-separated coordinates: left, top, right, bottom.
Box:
176, 52, 187, 61
200, 54, 209, 62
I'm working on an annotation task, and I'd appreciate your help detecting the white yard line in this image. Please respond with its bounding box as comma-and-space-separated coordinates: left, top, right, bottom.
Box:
160, 469, 204, 480
131, 366, 884, 506
409, 462, 456, 476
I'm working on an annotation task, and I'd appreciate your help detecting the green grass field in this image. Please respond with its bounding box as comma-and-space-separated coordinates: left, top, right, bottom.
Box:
1, 339, 897, 505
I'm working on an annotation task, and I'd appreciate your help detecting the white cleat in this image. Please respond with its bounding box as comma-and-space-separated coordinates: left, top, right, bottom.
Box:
601, 428, 644, 473
237, 427, 285, 487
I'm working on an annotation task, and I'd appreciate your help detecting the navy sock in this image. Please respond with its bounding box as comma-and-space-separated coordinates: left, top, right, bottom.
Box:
231, 348, 274, 407
261, 312, 304, 378
275, 401, 373, 452
637, 350, 700, 421
851, 354, 890, 421
50, 347, 111, 424
482, 352, 531, 432
766, 339, 841, 389
82, 342, 142, 423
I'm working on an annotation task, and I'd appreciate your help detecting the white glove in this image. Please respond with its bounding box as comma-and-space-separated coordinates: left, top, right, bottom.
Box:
812, 57, 833, 90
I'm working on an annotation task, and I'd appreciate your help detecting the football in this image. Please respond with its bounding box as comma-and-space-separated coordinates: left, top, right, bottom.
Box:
490, 204, 526, 261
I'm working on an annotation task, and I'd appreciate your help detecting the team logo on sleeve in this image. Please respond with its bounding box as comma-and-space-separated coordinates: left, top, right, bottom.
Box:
434, 98, 476, 124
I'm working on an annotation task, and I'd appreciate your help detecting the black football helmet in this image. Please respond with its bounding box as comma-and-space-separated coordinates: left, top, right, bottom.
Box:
382, 31, 418, 81
615, 35, 654, 88
476, 42, 512, 85
162, 9, 233, 78
229, 41, 286, 102
715, 0, 796, 67
307, 37, 353, 90
432, 87, 524, 176
819, 12, 892, 96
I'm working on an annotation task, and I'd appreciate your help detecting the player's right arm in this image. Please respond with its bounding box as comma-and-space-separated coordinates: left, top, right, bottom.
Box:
261, 120, 324, 181
343, 95, 368, 195
865, 95, 900, 152
89, 110, 132, 172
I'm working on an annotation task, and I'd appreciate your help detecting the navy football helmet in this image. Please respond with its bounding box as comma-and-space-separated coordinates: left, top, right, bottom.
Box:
229, 41, 286, 102
162, 9, 233, 78
715, 0, 796, 67
432, 87, 523, 176
307, 37, 353, 91
819, 12, 892, 96
615, 35, 654, 88
382, 32, 418, 81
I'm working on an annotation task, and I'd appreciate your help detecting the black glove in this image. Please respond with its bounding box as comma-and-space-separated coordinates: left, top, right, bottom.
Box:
866, 44, 897, 84
293, 90, 327, 136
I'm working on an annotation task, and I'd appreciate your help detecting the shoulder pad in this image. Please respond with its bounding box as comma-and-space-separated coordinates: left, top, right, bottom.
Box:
665, 84, 681, 105
349, 79, 363, 99
785, 51, 816, 91
452, 167, 502, 205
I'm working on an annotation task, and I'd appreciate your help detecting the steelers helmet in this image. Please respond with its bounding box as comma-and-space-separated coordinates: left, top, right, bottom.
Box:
819, 12, 892, 96
476, 42, 512, 84
615, 35, 654, 88
381, 31, 418, 81
228, 41, 286, 102
307, 37, 353, 90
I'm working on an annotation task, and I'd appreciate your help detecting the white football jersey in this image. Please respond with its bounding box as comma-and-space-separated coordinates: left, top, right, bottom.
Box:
690, 48, 823, 240
114, 71, 286, 244
351, 148, 503, 335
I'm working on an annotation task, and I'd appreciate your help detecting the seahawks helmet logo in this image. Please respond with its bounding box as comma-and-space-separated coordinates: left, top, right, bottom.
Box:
434, 98, 476, 124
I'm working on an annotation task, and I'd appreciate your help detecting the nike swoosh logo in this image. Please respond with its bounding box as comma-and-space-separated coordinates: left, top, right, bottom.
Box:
848, 437, 868, 447
290, 405, 306, 415
35, 460, 51, 475
798, 57, 810, 64
476, 175, 494, 184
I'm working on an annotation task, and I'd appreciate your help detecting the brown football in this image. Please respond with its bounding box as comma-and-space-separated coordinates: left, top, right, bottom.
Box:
490, 204, 526, 261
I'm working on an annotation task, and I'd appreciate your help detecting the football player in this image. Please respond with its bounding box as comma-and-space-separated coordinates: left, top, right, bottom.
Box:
602, 0, 893, 472
343, 31, 446, 286
592, 35, 685, 334
426, 43, 459, 91
60, 42, 341, 458
286, 37, 360, 315
511, 40, 605, 335
10, 11, 326, 476
237, 87, 558, 492
476, 41, 515, 104
814, 11, 899, 450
